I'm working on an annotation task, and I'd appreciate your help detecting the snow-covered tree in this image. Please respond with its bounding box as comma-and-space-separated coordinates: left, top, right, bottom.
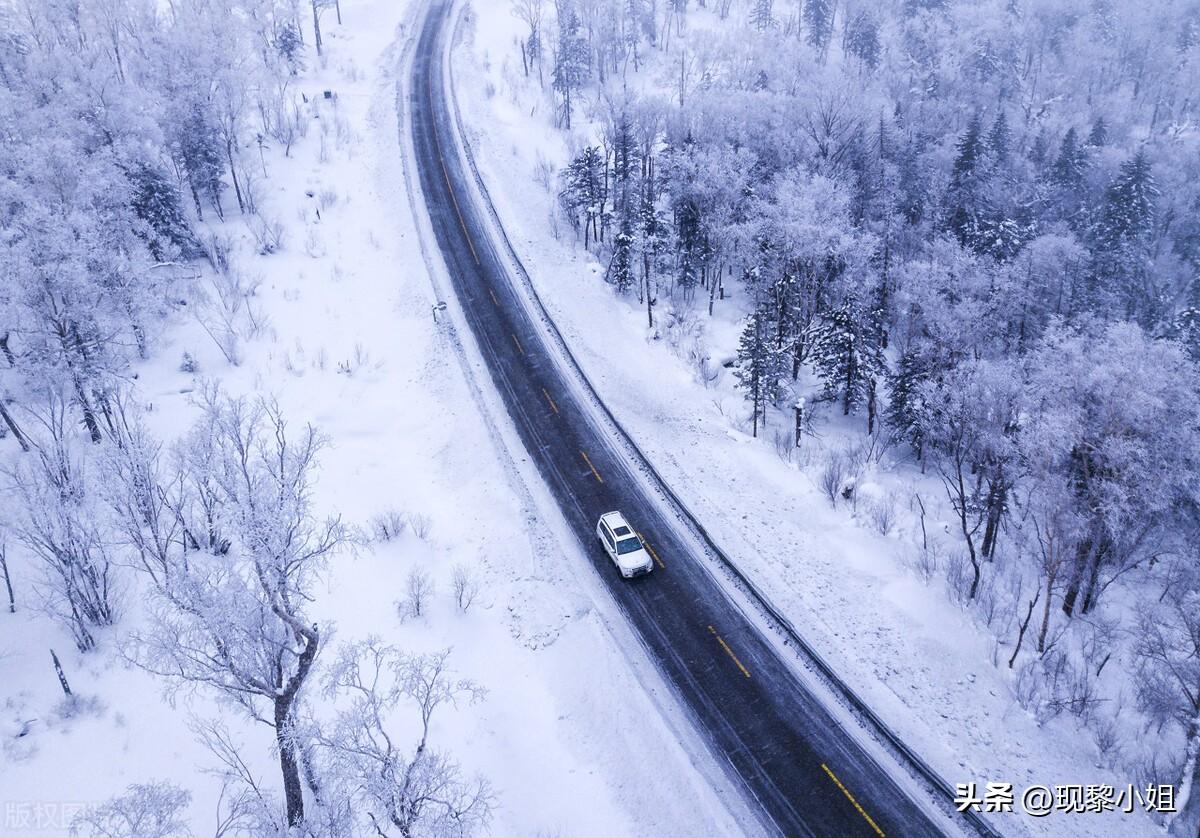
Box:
4, 396, 120, 651
70, 783, 191, 838
312, 639, 494, 837
734, 300, 786, 437
553, 9, 591, 129
124, 390, 346, 828
810, 295, 885, 420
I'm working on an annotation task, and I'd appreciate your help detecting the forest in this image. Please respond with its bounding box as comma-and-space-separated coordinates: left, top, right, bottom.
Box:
535, 0, 1200, 825
0, 0, 494, 835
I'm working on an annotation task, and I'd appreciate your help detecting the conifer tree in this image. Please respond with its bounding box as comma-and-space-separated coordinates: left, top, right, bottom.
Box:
803, 0, 835, 57
553, 12, 590, 129
811, 296, 885, 418
751, 0, 775, 32
735, 301, 785, 437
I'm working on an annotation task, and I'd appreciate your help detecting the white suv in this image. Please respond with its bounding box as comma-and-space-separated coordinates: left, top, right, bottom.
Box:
596, 511, 654, 578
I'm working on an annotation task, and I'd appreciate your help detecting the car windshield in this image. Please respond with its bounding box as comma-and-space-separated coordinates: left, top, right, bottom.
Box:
616, 537, 642, 555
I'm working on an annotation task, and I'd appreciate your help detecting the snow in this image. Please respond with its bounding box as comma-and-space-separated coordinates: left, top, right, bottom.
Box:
448, 3, 1164, 837
0, 2, 746, 835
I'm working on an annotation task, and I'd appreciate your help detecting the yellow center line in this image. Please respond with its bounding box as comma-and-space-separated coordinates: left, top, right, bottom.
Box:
821, 763, 886, 837
542, 388, 560, 415
644, 540, 665, 569
580, 450, 603, 483
511, 334, 525, 355
439, 155, 480, 266
489, 288, 499, 306
708, 625, 751, 678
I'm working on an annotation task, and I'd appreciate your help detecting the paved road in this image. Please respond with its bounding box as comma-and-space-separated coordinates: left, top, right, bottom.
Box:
407, 3, 959, 835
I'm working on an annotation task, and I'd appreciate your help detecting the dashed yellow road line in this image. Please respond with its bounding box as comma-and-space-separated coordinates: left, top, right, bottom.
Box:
644, 540, 665, 569
511, 334, 525, 355
708, 625, 751, 679
821, 763, 886, 837
439, 155, 480, 265
580, 450, 603, 483
489, 288, 499, 306
542, 388, 560, 415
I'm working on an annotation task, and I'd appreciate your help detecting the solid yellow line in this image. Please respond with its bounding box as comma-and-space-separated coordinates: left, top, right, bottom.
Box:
708, 625, 751, 678
440, 155, 480, 265
580, 450, 603, 483
821, 763, 886, 837
511, 334, 525, 355
542, 388, 560, 414
644, 541, 664, 569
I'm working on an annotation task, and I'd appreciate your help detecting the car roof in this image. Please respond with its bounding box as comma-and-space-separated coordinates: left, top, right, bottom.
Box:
600, 511, 637, 538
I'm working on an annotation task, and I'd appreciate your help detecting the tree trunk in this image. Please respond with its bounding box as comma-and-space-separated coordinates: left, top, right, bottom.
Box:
981, 480, 1005, 559
1078, 541, 1106, 614
275, 697, 305, 827
0, 401, 29, 451
311, 0, 323, 57
0, 332, 14, 366
1062, 530, 1102, 616
1009, 588, 1040, 668
51, 649, 72, 696
1165, 712, 1200, 832
866, 378, 877, 435
274, 621, 319, 828
226, 140, 245, 213
0, 541, 14, 612
1036, 568, 1057, 653
951, 464, 981, 599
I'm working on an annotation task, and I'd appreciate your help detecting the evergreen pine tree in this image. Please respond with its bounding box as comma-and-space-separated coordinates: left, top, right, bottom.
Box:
126, 162, 201, 260
811, 296, 885, 418
751, 0, 775, 31
845, 12, 881, 70
1089, 149, 1159, 317
803, 0, 835, 56
1094, 149, 1158, 250
1050, 127, 1086, 188
886, 346, 935, 458
735, 301, 785, 437
553, 13, 591, 129
1175, 279, 1200, 362
945, 114, 988, 251
952, 114, 985, 184
987, 111, 1010, 164
171, 102, 226, 221
559, 146, 606, 248
606, 213, 637, 293
1086, 116, 1108, 148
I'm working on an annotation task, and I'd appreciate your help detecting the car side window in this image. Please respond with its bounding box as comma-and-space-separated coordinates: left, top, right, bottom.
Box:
601, 523, 615, 550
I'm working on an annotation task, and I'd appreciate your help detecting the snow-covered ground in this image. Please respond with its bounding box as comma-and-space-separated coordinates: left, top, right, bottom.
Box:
0, 2, 746, 835
449, 4, 1161, 837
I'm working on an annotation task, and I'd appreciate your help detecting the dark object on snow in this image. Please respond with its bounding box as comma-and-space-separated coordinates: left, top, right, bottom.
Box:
50, 649, 72, 696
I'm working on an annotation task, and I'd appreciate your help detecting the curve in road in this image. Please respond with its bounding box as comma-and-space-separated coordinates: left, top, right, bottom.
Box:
407, 3, 962, 836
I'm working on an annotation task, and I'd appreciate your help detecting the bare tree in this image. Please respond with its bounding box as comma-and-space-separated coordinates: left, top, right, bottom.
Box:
511, 0, 547, 82
451, 564, 479, 613
125, 390, 346, 829
313, 639, 494, 837
403, 568, 435, 620
4, 396, 119, 651
1135, 559, 1200, 829
69, 782, 192, 838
